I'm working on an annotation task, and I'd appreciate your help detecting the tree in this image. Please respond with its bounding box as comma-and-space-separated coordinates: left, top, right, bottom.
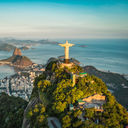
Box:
72, 120, 82, 128
73, 110, 82, 118
84, 108, 94, 119
62, 115, 71, 128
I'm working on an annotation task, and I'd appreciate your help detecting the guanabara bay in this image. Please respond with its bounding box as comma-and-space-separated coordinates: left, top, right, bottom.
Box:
0, 41, 128, 128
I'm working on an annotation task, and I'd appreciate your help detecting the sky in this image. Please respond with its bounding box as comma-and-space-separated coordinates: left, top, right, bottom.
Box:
0, 0, 128, 39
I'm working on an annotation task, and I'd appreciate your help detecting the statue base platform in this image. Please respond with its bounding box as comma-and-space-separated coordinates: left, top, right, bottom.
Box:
64, 59, 69, 64
60, 62, 73, 68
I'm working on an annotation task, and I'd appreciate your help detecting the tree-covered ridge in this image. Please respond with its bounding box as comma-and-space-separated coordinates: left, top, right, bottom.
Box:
28, 60, 128, 128
0, 93, 28, 128
0, 43, 16, 51
84, 66, 128, 110
27, 103, 48, 128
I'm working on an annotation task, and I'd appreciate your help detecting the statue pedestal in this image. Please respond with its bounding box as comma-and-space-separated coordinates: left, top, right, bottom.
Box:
60, 62, 73, 68
64, 59, 69, 63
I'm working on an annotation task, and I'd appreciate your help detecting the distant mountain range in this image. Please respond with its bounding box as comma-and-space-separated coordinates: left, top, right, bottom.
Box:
0, 38, 58, 51
0, 43, 16, 51
0, 38, 58, 45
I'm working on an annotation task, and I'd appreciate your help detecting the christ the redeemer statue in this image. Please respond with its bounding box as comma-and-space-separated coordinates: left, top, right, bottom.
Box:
59, 41, 74, 63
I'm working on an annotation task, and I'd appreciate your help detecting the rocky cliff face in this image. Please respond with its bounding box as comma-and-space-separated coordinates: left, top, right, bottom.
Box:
13, 48, 22, 56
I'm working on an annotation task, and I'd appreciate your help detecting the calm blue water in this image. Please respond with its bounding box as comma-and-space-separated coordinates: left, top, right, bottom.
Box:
0, 39, 128, 79
0, 65, 15, 79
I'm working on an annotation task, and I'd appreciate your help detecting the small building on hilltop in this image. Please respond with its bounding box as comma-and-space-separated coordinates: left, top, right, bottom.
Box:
78, 99, 86, 105
82, 94, 106, 103
69, 104, 74, 111
77, 94, 106, 112
79, 72, 87, 77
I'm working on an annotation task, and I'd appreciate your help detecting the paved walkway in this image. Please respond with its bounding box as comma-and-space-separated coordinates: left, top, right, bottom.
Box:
47, 117, 61, 128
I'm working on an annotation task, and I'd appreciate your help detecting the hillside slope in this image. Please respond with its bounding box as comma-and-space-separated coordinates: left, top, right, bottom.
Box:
22, 59, 128, 128
0, 93, 28, 128
84, 66, 128, 109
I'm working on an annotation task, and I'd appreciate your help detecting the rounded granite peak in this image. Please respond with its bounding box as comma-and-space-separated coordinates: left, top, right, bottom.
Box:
13, 48, 22, 56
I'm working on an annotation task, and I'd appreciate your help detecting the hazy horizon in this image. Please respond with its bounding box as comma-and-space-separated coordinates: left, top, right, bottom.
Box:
0, 0, 128, 39
1, 37, 128, 41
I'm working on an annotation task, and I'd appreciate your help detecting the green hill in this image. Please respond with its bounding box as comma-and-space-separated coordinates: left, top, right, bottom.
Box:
84, 66, 128, 109
0, 93, 28, 128
22, 60, 128, 128
1, 54, 33, 67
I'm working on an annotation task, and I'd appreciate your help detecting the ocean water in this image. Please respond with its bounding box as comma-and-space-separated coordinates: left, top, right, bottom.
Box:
0, 65, 15, 79
0, 39, 128, 79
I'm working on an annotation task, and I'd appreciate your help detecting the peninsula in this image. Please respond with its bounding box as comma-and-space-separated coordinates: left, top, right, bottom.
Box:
0, 48, 32, 68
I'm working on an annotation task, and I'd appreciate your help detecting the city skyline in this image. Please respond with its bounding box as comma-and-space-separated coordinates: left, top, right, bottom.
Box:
0, 0, 128, 39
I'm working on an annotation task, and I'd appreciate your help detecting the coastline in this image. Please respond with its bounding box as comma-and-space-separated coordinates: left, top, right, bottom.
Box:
0, 62, 128, 110
0, 63, 128, 79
